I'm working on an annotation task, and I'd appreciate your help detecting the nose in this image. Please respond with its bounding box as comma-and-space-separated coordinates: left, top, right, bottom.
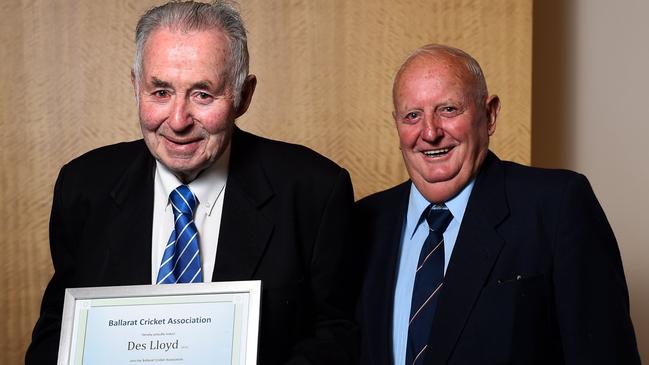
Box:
421, 113, 443, 141
168, 95, 193, 132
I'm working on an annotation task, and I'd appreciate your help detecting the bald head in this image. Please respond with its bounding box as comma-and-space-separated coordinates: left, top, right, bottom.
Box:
393, 44, 488, 108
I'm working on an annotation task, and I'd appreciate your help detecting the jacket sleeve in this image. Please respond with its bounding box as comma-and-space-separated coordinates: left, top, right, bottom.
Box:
284, 168, 360, 365
26, 165, 75, 365
552, 174, 640, 364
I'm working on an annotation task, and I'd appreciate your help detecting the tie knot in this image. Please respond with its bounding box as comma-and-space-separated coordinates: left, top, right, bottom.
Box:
170, 185, 197, 216
425, 204, 453, 232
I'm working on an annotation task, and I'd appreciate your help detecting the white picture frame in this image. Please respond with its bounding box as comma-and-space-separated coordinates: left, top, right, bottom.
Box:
57, 281, 262, 365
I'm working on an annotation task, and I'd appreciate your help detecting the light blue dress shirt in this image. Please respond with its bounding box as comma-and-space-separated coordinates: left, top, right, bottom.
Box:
392, 180, 475, 365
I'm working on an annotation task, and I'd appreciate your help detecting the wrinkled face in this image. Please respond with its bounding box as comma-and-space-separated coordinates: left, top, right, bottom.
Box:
393, 54, 499, 202
136, 28, 237, 182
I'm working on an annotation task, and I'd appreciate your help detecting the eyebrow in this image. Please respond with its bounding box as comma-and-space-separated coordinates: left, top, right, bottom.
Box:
151, 77, 171, 88
149, 77, 216, 92
191, 80, 213, 90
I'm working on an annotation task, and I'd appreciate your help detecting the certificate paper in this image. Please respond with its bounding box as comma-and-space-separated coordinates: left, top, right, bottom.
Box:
58, 281, 261, 365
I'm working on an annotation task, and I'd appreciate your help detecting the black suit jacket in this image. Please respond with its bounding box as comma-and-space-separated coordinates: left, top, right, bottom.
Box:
356, 152, 640, 364
26, 128, 358, 365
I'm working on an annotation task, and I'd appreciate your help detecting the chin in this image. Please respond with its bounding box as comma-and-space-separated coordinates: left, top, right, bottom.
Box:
160, 155, 201, 172
417, 168, 460, 185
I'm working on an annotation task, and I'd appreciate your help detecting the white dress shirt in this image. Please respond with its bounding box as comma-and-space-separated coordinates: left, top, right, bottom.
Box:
150, 146, 230, 284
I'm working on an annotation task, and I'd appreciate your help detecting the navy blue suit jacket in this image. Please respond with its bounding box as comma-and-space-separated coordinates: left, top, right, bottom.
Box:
26, 128, 359, 365
356, 152, 639, 364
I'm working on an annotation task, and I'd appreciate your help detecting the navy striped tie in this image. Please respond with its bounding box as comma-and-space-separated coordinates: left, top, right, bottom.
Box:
406, 204, 453, 365
156, 185, 203, 284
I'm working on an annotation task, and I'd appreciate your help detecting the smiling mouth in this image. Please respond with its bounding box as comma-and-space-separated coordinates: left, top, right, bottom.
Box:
165, 136, 200, 145
423, 147, 451, 158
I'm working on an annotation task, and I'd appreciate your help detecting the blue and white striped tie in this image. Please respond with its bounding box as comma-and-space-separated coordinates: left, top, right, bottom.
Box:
156, 185, 203, 284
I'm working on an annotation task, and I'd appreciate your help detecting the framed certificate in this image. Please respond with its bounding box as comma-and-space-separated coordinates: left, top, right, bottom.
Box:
57, 281, 261, 365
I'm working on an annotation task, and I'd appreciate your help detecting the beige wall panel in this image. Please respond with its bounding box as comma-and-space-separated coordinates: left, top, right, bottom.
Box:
240, 0, 532, 198
0, 1, 530, 364
1, 2, 156, 363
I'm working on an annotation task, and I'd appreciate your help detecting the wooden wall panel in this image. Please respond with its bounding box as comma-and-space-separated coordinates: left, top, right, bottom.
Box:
0, 1, 530, 364
241, 0, 532, 197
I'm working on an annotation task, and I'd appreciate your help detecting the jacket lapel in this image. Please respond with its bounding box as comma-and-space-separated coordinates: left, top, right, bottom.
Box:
363, 182, 411, 365
103, 141, 156, 285
426, 152, 510, 364
211, 128, 274, 281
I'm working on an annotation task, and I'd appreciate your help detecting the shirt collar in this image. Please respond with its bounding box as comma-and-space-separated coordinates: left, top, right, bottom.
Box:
155, 143, 230, 217
406, 179, 475, 239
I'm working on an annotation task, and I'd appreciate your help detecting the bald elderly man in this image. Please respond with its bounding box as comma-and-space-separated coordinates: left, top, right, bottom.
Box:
356, 44, 640, 365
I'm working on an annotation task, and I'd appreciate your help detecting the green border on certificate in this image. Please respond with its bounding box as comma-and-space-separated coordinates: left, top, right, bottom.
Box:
57, 281, 261, 365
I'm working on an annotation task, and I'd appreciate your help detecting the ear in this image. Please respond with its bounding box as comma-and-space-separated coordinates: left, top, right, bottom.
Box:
130, 69, 139, 102
235, 74, 257, 118
485, 94, 500, 136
